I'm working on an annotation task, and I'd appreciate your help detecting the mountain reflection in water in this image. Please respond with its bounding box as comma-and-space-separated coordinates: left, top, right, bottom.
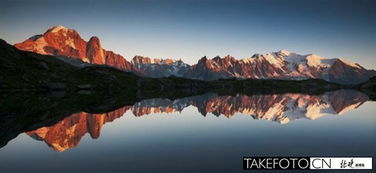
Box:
25, 90, 369, 152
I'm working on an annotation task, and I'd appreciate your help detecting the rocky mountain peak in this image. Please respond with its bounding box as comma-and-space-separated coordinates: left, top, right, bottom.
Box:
212, 56, 221, 61
278, 50, 290, 56
86, 36, 105, 64
44, 25, 80, 40
15, 26, 140, 72
224, 54, 234, 59
88, 36, 101, 46
198, 56, 208, 63
47, 25, 69, 33
132, 56, 152, 64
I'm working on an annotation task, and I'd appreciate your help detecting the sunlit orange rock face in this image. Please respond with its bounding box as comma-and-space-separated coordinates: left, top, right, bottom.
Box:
14, 25, 139, 72
86, 36, 105, 64
26, 106, 130, 152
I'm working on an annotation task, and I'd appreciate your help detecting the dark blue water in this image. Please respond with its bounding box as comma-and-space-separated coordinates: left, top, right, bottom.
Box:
0, 90, 375, 172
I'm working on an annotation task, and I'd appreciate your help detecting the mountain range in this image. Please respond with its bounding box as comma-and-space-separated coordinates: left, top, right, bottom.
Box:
14, 25, 376, 84
25, 90, 368, 152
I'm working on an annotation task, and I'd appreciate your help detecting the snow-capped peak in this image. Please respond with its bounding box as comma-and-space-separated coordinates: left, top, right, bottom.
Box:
49, 25, 69, 33
278, 50, 291, 56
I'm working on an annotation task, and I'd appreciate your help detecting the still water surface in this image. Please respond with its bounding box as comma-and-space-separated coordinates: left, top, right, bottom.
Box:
0, 90, 375, 172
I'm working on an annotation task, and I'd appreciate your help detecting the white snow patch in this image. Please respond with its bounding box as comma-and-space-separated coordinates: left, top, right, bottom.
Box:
305, 103, 330, 120
284, 53, 307, 72
240, 57, 255, 64
337, 102, 363, 115
306, 54, 324, 67
339, 58, 361, 69
262, 53, 284, 67
278, 50, 291, 56
321, 58, 336, 67
305, 54, 335, 68
285, 53, 306, 64
50, 25, 69, 33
